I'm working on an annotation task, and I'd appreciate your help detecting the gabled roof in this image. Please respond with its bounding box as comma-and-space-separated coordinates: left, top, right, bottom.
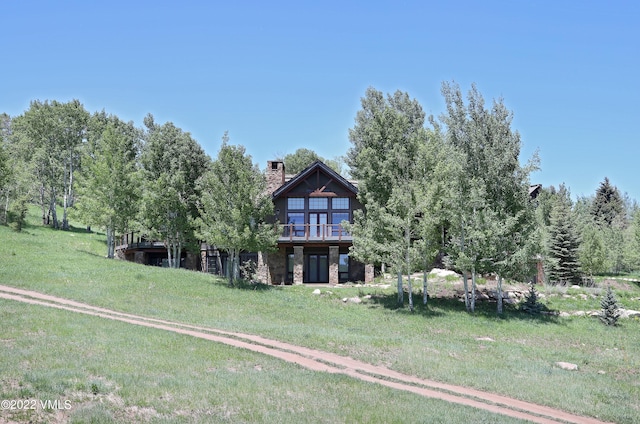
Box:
272, 160, 358, 198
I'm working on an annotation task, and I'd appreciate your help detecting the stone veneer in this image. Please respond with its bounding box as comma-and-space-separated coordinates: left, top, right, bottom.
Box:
329, 246, 339, 285
293, 246, 304, 284
266, 161, 285, 195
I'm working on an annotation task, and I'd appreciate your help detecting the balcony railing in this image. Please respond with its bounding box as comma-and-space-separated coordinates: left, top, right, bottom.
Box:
279, 223, 352, 242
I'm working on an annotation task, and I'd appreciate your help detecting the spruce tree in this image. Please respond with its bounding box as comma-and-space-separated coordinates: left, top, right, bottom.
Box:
519, 283, 544, 315
547, 186, 582, 284
592, 177, 624, 227
599, 285, 621, 326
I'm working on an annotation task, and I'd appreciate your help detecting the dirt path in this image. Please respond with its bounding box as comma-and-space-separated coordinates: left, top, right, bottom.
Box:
0, 284, 612, 424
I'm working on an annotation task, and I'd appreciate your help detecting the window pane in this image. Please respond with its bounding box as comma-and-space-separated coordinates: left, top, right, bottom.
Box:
287, 254, 294, 272
308, 198, 328, 209
331, 212, 350, 236
287, 198, 304, 209
287, 213, 305, 236
332, 212, 349, 225
339, 254, 349, 272
332, 198, 349, 209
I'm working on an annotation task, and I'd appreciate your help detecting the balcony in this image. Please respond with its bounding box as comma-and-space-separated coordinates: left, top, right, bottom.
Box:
279, 223, 352, 243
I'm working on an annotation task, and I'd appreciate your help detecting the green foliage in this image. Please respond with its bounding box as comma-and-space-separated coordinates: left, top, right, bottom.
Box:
282, 148, 345, 175
12, 100, 89, 229
599, 285, 621, 326
74, 117, 140, 257
592, 177, 624, 227
578, 223, 607, 277
197, 134, 277, 285
139, 114, 210, 267
7, 196, 28, 232
283, 148, 321, 174
440, 82, 538, 312
346, 87, 430, 309
547, 185, 582, 284
519, 283, 544, 315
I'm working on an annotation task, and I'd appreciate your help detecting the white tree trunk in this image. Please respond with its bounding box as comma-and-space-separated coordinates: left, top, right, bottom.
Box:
471, 270, 477, 313
462, 271, 470, 312
423, 268, 428, 305
49, 190, 58, 229
106, 227, 115, 259
397, 270, 403, 306
497, 274, 504, 315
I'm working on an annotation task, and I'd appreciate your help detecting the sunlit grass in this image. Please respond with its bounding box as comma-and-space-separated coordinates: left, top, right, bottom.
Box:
1, 207, 639, 423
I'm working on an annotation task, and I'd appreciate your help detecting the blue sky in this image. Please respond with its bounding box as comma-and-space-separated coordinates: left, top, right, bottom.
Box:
2, 1, 639, 201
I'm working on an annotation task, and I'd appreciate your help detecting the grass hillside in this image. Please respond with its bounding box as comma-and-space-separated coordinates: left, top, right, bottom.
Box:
1, 207, 639, 423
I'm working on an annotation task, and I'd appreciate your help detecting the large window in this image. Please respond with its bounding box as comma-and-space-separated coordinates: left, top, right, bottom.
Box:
332, 197, 349, 209
331, 212, 350, 236
286, 212, 305, 236
308, 198, 328, 209
339, 254, 349, 282
287, 253, 294, 283
288, 198, 304, 209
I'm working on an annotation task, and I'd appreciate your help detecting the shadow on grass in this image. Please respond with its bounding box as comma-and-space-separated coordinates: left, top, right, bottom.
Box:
366, 291, 562, 323
218, 279, 279, 292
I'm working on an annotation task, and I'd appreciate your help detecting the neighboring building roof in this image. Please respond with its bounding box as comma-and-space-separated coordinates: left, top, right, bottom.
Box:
529, 184, 542, 199
272, 160, 358, 198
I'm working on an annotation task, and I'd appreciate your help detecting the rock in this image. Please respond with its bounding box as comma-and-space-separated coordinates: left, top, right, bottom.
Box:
570, 285, 581, 290
619, 309, 640, 319
559, 312, 571, 317
312, 289, 322, 295
578, 294, 588, 300
538, 293, 546, 299
573, 311, 586, 317
343, 297, 362, 304
476, 337, 495, 342
555, 362, 578, 371
429, 268, 460, 278
363, 294, 372, 300
598, 370, 606, 375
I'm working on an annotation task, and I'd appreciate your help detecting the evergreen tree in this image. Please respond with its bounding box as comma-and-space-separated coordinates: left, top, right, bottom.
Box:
519, 283, 544, 315
547, 185, 582, 284
599, 285, 621, 326
592, 177, 624, 227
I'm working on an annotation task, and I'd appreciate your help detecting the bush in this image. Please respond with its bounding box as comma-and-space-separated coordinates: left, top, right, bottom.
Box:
599, 285, 621, 326
8, 197, 28, 232
519, 283, 544, 315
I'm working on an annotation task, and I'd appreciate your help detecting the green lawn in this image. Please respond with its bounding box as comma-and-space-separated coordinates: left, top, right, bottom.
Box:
1, 208, 639, 423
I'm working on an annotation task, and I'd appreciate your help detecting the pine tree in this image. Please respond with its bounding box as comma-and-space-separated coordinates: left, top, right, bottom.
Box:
599, 285, 621, 326
547, 186, 582, 284
519, 283, 544, 314
592, 177, 624, 227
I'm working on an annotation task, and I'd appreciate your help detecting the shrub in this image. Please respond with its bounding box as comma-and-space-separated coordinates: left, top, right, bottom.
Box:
520, 283, 544, 315
599, 285, 621, 326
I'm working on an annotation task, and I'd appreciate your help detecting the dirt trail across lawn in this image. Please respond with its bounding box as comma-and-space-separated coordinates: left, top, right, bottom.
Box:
0, 284, 612, 424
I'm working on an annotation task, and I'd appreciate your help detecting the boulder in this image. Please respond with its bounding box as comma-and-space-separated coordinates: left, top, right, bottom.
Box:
619, 309, 640, 319
429, 268, 460, 278
312, 289, 322, 295
342, 297, 362, 304
556, 362, 578, 371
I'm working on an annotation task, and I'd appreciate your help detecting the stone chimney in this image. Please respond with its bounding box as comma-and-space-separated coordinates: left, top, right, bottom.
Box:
266, 160, 285, 194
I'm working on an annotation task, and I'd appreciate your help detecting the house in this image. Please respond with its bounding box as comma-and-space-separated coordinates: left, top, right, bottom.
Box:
116, 159, 372, 285
255, 160, 373, 285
